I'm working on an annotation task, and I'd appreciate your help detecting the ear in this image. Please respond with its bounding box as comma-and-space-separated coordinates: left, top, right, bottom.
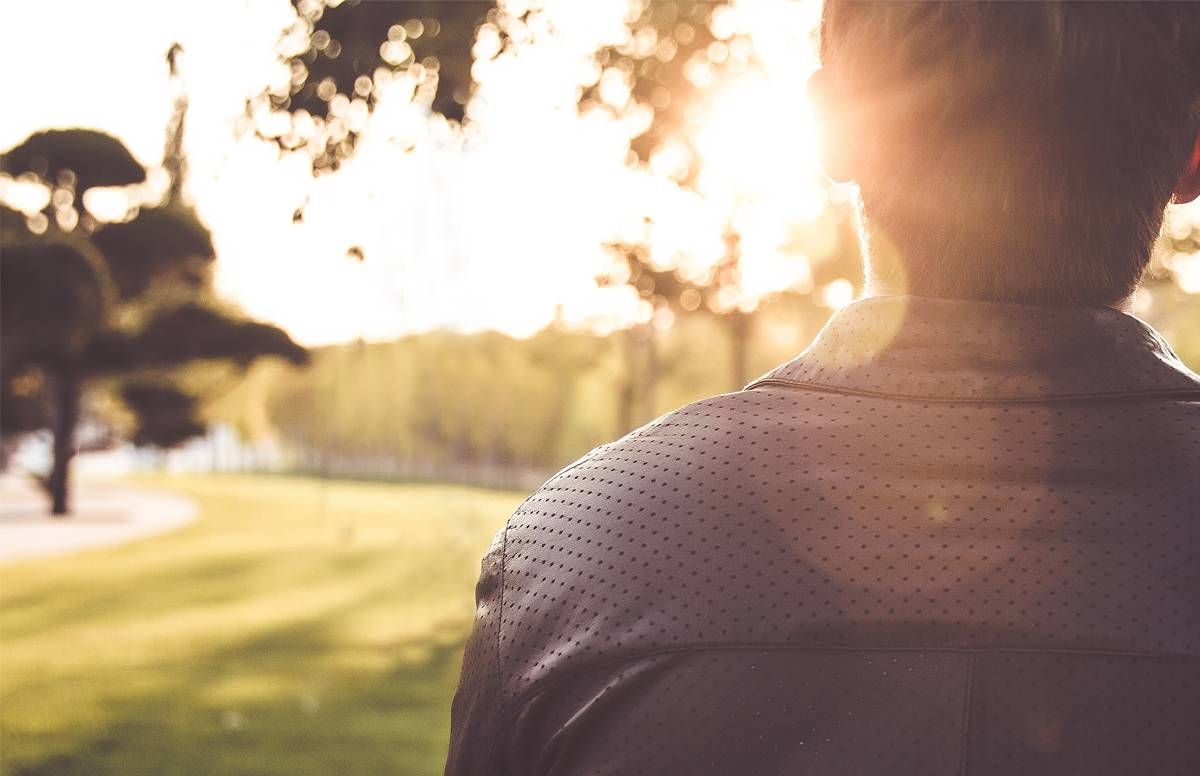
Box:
1174, 131, 1200, 204
807, 68, 855, 184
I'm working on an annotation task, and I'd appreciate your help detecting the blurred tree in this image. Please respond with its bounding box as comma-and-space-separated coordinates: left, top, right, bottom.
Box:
0, 47, 308, 516
1142, 213, 1200, 366
0, 192, 307, 514
216, 304, 828, 484
591, 1, 864, 418
248, 328, 616, 484
526, 317, 608, 456
0, 128, 145, 195
599, 238, 682, 430
583, 0, 750, 179
602, 226, 753, 413
247, 0, 500, 175
118, 383, 207, 448
239, 1, 848, 428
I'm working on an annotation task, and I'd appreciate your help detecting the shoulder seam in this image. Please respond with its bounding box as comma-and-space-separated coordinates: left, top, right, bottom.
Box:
506, 641, 1200, 715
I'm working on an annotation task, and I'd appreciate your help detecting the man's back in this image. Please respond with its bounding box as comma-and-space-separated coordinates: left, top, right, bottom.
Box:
446, 296, 1200, 775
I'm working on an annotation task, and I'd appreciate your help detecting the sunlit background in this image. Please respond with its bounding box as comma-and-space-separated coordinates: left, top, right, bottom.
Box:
2, 1, 1198, 774
2, 0, 836, 343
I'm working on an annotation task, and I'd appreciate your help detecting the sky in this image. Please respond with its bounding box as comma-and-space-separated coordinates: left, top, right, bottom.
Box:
0, 0, 830, 345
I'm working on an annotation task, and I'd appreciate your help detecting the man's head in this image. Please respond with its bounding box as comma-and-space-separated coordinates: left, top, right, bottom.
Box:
811, 1, 1200, 307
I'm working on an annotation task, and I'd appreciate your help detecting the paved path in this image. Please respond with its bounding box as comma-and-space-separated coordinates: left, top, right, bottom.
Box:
0, 475, 198, 565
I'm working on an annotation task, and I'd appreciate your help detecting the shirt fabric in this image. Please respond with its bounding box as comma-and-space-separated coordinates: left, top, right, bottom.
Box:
445, 295, 1200, 776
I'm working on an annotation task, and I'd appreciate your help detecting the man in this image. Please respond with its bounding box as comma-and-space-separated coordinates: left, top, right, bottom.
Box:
446, 2, 1200, 773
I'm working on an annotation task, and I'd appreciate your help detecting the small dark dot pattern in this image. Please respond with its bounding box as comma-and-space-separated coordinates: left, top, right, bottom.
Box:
446, 295, 1200, 776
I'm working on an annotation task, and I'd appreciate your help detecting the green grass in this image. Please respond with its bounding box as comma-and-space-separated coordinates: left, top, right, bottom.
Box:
0, 475, 523, 776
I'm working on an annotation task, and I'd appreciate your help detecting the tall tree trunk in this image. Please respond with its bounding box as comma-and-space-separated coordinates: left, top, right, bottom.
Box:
618, 323, 658, 435
48, 370, 81, 517
639, 322, 658, 422
617, 328, 637, 435
728, 311, 751, 391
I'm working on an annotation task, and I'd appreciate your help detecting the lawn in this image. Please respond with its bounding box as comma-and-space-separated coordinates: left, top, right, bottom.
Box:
0, 474, 523, 776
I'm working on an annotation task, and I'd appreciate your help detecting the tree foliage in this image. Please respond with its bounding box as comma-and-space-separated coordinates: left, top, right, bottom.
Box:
91, 206, 215, 299
129, 303, 310, 369
0, 126, 308, 514
119, 382, 207, 448
249, 0, 495, 173
584, 0, 752, 177
0, 241, 111, 367
209, 296, 831, 485
0, 129, 146, 192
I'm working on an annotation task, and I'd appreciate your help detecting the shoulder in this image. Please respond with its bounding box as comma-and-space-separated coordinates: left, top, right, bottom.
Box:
492, 388, 804, 695
511, 389, 775, 533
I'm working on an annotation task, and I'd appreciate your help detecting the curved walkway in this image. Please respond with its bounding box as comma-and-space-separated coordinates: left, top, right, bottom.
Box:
0, 475, 198, 565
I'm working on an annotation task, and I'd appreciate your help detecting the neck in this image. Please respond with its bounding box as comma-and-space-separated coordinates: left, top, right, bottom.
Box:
857, 213, 1139, 313
862, 268, 1138, 315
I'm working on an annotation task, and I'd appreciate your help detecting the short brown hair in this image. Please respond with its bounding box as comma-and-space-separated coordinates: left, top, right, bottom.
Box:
820, 1, 1200, 305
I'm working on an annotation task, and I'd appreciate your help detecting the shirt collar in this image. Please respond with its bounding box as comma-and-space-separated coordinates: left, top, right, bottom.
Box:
747, 295, 1200, 402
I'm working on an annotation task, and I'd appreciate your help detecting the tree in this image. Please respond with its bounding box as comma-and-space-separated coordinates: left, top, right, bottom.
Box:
243, 0, 868, 430
1, 164, 307, 513
0, 49, 308, 515
601, 225, 753, 415
590, 0, 865, 417
1, 128, 145, 195
583, 0, 749, 177
599, 236, 683, 430
246, 0, 498, 176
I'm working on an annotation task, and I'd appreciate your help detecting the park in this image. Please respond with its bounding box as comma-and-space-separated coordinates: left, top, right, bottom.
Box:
3, 1, 1200, 774
1, 474, 520, 775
